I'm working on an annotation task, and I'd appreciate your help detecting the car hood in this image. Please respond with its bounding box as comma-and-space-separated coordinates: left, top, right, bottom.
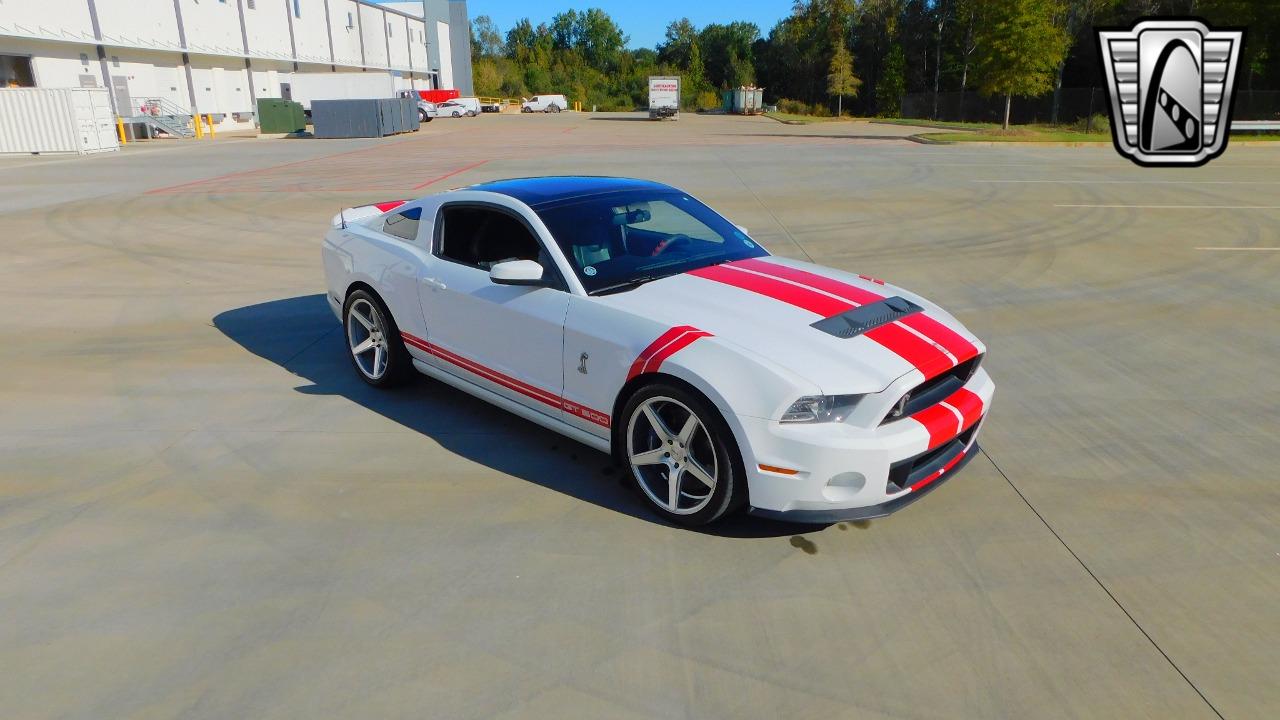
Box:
594, 256, 983, 395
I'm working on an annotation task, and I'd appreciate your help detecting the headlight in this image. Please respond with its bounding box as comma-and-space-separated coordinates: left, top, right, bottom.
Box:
780, 395, 861, 423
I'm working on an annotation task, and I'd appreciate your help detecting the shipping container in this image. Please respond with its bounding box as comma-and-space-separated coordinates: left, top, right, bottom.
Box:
723, 87, 765, 115
311, 98, 420, 138
0, 87, 119, 155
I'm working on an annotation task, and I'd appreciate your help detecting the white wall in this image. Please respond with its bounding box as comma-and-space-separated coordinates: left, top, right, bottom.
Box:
0, 0, 94, 43
291, 0, 333, 64
328, 0, 364, 68
179, 0, 244, 57
242, 0, 294, 61
435, 20, 452, 90
357, 3, 387, 69
97, 0, 181, 50
0, 0, 447, 122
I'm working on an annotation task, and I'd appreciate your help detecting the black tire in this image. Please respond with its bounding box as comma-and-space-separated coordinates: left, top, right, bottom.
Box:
619, 381, 745, 526
342, 289, 413, 388
550, 105, 561, 113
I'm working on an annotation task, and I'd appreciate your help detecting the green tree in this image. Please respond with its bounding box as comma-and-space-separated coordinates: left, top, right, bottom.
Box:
876, 43, 905, 115
471, 15, 504, 60
826, 43, 861, 115
972, 0, 1069, 128
658, 18, 699, 68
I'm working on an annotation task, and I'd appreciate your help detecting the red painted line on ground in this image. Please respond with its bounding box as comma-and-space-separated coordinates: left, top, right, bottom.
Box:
411, 159, 490, 190
145, 137, 422, 194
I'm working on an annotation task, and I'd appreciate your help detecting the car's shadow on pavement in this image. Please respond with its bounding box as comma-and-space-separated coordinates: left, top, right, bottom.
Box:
213, 295, 816, 539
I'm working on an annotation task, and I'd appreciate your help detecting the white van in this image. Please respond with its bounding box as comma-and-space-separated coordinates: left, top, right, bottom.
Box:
438, 97, 481, 117
521, 95, 569, 113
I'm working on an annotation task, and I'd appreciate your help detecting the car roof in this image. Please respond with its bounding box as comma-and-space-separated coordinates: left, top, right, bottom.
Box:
466, 176, 677, 209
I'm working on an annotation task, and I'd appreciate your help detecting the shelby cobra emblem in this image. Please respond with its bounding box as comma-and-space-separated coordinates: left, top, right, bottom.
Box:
1096, 18, 1245, 167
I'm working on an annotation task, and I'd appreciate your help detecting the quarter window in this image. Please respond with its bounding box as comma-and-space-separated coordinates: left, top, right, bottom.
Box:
383, 207, 421, 242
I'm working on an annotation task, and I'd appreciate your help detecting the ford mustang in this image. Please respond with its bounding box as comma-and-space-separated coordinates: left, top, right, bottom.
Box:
322, 177, 993, 526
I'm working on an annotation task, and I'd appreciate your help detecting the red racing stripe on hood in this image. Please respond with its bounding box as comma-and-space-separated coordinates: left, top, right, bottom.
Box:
730, 258, 979, 369
689, 263, 952, 380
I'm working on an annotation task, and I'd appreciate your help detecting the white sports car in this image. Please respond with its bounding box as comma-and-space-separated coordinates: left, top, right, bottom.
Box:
322, 177, 993, 526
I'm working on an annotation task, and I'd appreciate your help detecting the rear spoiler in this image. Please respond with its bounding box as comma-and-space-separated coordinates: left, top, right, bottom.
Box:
332, 199, 408, 228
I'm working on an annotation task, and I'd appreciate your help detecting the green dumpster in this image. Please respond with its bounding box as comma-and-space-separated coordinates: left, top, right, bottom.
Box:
257, 98, 306, 134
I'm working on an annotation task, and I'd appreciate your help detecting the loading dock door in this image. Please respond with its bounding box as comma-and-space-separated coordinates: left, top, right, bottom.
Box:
111, 76, 132, 116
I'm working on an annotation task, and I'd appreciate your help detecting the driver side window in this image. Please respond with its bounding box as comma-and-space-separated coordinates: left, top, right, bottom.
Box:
437, 205, 548, 271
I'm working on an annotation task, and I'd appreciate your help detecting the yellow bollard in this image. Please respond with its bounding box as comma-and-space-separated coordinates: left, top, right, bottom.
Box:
205, 114, 215, 139
193, 113, 203, 139
116, 117, 127, 144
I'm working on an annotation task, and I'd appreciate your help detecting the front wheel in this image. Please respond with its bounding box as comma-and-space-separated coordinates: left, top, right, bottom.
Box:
343, 290, 412, 387
622, 383, 743, 526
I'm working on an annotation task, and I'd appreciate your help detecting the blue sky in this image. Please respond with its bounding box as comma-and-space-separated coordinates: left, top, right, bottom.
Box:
461, 1, 791, 50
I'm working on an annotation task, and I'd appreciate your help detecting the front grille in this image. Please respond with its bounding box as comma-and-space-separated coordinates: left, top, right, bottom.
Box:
882, 353, 983, 425
887, 422, 979, 493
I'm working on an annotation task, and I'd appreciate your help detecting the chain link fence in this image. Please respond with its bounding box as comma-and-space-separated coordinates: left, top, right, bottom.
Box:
901, 89, 1280, 125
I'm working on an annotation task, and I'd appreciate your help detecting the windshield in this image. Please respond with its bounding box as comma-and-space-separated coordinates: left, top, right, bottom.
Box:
535, 190, 767, 294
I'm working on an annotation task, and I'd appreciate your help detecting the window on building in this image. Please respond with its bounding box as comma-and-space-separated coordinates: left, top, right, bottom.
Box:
292, 0, 300, 18
346, 12, 354, 29
247, 0, 255, 8
0, 55, 36, 88
387, 22, 393, 38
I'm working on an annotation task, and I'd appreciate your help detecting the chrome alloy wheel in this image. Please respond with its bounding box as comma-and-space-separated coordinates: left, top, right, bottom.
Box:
346, 298, 390, 380
626, 396, 719, 515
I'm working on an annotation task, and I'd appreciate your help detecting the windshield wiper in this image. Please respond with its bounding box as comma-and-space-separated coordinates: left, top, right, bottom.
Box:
590, 274, 667, 296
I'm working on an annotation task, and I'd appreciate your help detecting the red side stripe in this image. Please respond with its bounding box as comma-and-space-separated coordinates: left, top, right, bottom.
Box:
628, 326, 713, 381
730, 258, 979, 371
643, 331, 712, 374
687, 265, 854, 317
374, 200, 408, 212
628, 325, 696, 380
400, 332, 611, 427
910, 450, 967, 492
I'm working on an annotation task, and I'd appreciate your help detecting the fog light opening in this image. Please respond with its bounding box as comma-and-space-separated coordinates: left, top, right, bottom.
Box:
827, 472, 866, 492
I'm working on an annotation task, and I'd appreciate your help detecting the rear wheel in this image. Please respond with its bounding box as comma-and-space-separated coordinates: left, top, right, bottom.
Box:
343, 290, 412, 387
550, 105, 561, 113
622, 383, 743, 526
466, 110, 477, 117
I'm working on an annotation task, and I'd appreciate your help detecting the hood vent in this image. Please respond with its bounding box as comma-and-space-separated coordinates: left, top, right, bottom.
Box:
810, 296, 923, 339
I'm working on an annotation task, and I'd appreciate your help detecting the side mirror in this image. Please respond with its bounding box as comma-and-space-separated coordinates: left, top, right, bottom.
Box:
734, 224, 750, 236
489, 259, 546, 286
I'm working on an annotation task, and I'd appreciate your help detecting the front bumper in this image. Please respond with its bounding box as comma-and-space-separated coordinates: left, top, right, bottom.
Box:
749, 444, 977, 523
736, 367, 993, 522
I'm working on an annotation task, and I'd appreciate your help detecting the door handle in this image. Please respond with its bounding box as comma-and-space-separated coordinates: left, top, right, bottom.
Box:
422, 277, 446, 291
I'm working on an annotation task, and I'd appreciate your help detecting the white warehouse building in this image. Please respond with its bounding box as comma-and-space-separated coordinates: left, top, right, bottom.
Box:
0, 0, 473, 131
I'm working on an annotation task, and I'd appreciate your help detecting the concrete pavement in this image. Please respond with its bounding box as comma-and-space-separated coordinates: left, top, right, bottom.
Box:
1, 113, 1276, 719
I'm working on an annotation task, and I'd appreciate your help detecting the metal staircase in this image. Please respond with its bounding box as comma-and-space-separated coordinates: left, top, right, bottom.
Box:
123, 97, 196, 138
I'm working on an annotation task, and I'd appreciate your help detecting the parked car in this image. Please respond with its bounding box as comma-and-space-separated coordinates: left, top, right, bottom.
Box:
417, 100, 438, 123
322, 177, 993, 526
438, 98, 481, 117
521, 94, 568, 113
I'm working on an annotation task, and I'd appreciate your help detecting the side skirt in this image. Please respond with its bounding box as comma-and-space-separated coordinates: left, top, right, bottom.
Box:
412, 359, 612, 455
